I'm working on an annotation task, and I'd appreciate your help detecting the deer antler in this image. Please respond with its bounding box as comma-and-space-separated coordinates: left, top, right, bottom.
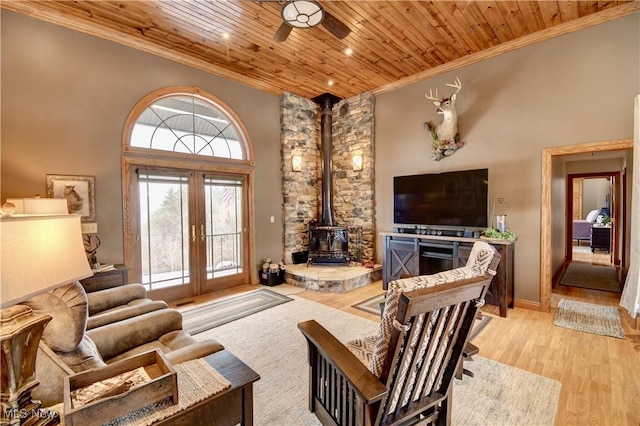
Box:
424, 88, 440, 101
445, 77, 462, 95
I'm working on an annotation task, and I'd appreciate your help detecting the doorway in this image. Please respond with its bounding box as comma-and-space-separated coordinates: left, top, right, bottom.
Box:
540, 138, 632, 312
566, 172, 619, 268
121, 86, 257, 303
133, 168, 248, 302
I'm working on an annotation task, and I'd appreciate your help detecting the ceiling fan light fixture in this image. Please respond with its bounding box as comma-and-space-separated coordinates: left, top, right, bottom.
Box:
282, 0, 324, 29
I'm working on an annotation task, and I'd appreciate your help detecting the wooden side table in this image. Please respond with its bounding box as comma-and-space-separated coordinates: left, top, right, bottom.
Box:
79, 264, 129, 293
155, 350, 260, 425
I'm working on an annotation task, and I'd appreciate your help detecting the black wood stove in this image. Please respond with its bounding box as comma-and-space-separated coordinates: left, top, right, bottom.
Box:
307, 93, 349, 265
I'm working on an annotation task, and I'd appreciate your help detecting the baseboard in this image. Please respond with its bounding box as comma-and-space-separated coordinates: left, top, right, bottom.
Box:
631, 312, 640, 330
515, 299, 542, 311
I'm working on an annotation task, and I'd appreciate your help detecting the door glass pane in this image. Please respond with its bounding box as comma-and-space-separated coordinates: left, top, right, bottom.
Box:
204, 177, 244, 278
139, 172, 190, 290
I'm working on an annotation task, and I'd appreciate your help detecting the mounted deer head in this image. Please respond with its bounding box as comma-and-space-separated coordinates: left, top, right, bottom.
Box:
424, 78, 464, 160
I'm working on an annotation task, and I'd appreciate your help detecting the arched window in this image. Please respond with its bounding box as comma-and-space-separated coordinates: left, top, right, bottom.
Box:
123, 86, 253, 163
122, 87, 256, 302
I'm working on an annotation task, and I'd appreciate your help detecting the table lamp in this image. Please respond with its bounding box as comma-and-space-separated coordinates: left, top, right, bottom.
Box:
1, 213, 92, 425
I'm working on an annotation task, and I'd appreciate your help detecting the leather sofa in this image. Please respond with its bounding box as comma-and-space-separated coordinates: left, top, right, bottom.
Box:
23, 281, 223, 407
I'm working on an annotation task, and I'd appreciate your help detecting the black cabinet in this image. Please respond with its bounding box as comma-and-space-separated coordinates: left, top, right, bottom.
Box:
382, 233, 515, 317
591, 226, 611, 253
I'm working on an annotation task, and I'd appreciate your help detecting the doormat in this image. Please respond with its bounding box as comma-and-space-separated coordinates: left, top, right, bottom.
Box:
559, 262, 620, 292
554, 299, 625, 338
181, 289, 292, 335
352, 293, 385, 316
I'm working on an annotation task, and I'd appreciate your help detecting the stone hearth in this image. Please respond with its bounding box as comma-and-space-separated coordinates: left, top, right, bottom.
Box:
285, 264, 382, 292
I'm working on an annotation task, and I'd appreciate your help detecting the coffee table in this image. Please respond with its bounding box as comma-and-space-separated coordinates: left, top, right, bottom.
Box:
155, 349, 260, 425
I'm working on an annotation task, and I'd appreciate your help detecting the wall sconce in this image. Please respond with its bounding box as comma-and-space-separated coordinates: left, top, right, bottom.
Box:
292, 155, 302, 172
352, 154, 363, 171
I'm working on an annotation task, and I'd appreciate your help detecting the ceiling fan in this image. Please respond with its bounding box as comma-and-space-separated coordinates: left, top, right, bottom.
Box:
272, 0, 351, 42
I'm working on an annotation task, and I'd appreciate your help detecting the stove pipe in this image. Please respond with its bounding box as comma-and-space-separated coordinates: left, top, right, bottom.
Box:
312, 93, 342, 226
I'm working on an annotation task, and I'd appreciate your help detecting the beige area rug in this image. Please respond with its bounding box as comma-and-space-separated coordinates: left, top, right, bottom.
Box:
197, 296, 561, 425
181, 289, 292, 335
554, 298, 625, 339
560, 262, 620, 292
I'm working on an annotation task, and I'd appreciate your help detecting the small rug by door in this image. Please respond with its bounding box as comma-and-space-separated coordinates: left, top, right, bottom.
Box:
181, 289, 292, 335
352, 293, 385, 316
554, 299, 625, 338
559, 262, 620, 292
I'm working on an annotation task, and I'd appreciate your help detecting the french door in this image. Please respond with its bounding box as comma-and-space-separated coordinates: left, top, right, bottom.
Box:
132, 166, 249, 302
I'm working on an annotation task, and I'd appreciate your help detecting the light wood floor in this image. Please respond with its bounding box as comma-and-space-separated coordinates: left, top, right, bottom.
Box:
176, 280, 640, 426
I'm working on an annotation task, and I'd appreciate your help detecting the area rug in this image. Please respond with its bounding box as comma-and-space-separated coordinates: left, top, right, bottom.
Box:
351, 293, 385, 315
554, 299, 625, 339
197, 296, 561, 425
181, 289, 292, 335
559, 262, 620, 292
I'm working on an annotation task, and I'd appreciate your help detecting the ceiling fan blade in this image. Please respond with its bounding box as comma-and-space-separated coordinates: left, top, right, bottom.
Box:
273, 22, 293, 42
321, 11, 351, 40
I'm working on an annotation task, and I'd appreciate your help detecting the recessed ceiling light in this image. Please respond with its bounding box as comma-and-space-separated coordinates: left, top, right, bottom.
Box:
327, 80, 334, 86
222, 33, 230, 40
344, 48, 353, 56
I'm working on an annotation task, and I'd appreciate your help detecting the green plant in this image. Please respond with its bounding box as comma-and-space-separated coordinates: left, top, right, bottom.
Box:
602, 214, 611, 225
483, 228, 517, 242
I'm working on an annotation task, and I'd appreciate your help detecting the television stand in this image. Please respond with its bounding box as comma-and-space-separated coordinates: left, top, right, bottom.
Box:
381, 231, 515, 317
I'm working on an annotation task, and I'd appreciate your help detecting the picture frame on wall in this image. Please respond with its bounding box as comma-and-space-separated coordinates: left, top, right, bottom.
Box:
46, 174, 96, 222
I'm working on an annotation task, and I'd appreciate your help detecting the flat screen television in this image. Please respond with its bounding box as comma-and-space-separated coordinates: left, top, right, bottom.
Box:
393, 168, 488, 228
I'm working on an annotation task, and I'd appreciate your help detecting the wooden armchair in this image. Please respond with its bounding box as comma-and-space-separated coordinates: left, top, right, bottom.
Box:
299, 241, 500, 426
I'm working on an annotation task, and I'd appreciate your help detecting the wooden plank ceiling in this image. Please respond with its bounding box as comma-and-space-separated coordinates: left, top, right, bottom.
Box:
3, 1, 638, 99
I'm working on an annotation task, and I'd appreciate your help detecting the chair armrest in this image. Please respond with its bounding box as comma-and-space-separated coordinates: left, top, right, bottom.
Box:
87, 309, 183, 361
86, 300, 168, 330
298, 319, 387, 404
87, 284, 148, 316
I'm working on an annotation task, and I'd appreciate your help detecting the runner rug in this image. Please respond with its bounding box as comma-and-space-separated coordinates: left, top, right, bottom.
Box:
196, 296, 561, 425
181, 289, 292, 335
559, 262, 620, 292
554, 298, 625, 338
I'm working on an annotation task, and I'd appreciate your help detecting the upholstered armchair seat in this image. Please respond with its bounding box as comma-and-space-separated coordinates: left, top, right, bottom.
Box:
22, 281, 224, 407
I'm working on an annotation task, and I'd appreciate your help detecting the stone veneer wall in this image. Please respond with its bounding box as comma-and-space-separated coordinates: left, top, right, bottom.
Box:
281, 91, 375, 265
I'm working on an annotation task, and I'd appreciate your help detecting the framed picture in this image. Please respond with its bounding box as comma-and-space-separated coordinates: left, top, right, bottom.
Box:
46, 174, 96, 222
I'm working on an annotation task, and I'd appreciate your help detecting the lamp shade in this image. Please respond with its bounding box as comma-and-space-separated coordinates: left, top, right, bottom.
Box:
5, 198, 68, 215
1, 214, 92, 308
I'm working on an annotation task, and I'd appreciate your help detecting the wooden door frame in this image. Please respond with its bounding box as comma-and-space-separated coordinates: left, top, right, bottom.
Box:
122, 155, 257, 300
540, 138, 632, 312
566, 172, 620, 265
